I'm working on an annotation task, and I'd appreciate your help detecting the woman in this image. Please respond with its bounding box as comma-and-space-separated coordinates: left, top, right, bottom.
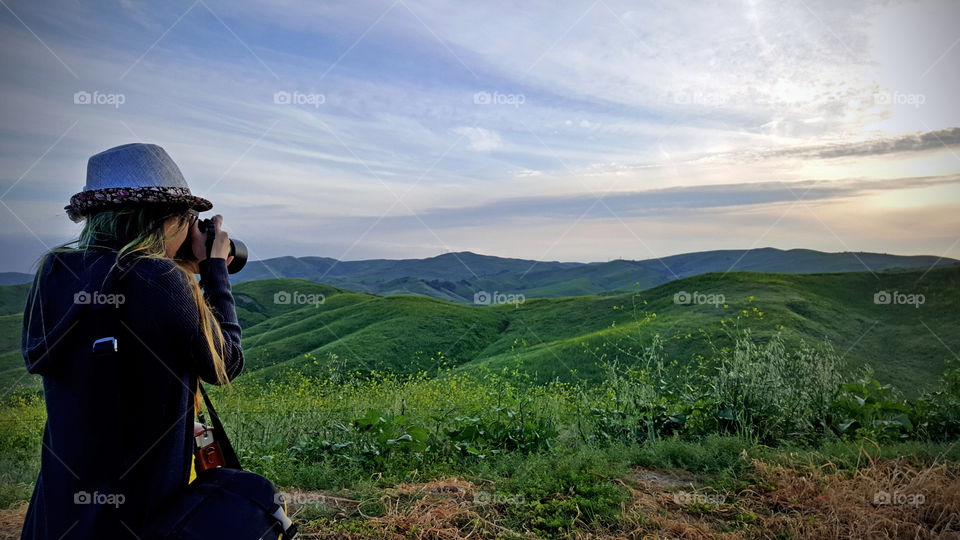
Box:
20, 143, 244, 539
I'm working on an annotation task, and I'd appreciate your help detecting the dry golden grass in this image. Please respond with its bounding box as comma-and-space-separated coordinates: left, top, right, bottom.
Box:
1, 456, 957, 539
292, 456, 959, 539
617, 453, 960, 539
741, 455, 960, 539
0, 503, 27, 540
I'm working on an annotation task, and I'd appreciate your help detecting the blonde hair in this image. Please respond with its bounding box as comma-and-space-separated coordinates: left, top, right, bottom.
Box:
30, 205, 231, 401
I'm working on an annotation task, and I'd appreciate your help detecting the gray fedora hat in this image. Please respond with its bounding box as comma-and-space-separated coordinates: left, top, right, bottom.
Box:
65, 143, 213, 222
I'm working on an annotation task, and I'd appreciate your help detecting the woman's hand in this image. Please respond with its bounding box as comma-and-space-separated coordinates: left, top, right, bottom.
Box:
205, 215, 235, 266
181, 214, 234, 271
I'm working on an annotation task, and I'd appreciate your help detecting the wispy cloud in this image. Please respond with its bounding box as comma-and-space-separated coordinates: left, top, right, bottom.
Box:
339, 174, 960, 227
768, 128, 960, 160
454, 126, 502, 152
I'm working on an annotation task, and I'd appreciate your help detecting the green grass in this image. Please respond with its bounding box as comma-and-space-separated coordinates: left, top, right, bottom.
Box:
0, 346, 956, 537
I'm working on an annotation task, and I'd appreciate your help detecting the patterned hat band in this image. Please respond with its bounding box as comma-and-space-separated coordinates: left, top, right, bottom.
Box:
65, 186, 213, 222
65, 143, 213, 223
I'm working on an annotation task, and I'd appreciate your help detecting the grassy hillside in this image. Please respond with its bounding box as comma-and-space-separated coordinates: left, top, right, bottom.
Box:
230, 266, 959, 397
230, 248, 958, 302
1, 266, 956, 397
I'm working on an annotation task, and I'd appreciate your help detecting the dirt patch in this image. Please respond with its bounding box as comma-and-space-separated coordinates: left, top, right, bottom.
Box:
369, 477, 522, 539
280, 487, 363, 514
0, 503, 27, 540
632, 467, 701, 490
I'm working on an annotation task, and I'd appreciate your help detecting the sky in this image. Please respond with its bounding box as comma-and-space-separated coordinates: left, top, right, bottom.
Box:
0, 0, 958, 273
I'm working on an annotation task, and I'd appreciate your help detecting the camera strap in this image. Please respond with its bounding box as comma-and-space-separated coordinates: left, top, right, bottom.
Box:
197, 383, 242, 469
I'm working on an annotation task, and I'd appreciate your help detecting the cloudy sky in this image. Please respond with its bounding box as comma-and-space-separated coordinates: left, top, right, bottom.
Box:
1, 0, 958, 273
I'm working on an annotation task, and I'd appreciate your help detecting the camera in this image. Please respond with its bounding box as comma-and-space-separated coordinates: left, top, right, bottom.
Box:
194, 424, 228, 471
175, 216, 248, 274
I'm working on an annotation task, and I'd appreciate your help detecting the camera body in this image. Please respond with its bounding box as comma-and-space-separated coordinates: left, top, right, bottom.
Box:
194, 426, 228, 471
175, 217, 248, 274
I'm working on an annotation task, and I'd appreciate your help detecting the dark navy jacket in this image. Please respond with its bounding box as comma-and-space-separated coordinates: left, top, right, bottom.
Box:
20, 250, 243, 539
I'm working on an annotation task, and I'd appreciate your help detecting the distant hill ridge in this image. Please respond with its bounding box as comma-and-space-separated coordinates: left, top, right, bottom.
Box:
0, 273, 32, 286
230, 247, 958, 302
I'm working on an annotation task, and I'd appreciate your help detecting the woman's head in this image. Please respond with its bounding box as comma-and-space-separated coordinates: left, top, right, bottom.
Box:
64, 143, 214, 266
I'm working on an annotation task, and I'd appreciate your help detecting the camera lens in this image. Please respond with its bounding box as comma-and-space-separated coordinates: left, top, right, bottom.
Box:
173, 216, 247, 274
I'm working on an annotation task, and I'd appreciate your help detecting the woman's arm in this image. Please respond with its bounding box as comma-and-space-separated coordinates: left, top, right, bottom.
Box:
125, 257, 243, 385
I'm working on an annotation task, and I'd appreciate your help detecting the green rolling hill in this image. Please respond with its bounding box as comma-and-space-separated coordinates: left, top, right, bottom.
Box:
223, 267, 958, 397
1, 266, 957, 397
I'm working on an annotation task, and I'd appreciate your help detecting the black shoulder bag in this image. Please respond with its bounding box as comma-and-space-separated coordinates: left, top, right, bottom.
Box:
92, 264, 298, 540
